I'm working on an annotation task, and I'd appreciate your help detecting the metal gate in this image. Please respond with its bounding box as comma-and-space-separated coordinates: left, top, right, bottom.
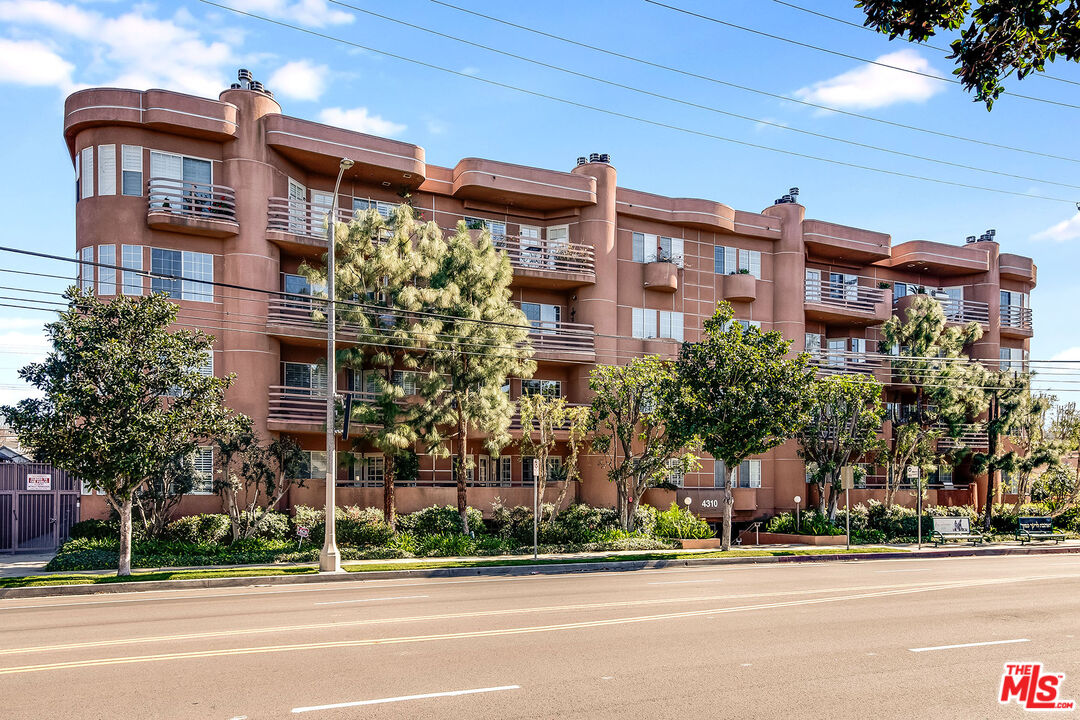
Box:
0, 463, 81, 553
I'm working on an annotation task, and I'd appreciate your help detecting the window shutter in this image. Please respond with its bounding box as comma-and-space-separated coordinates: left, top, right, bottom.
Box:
749, 250, 761, 278
150, 151, 183, 180
97, 145, 116, 196
80, 147, 94, 198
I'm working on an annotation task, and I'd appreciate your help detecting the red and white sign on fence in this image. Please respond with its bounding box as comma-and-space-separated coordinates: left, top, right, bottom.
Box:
26, 474, 52, 491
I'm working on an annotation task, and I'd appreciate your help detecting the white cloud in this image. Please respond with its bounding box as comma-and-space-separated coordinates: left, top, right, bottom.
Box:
426, 118, 447, 135
229, 0, 353, 27
1032, 212, 1080, 242
0, 0, 96, 37
0, 38, 74, 91
269, 59, 328, 101
1051, 347, 1080, 362
793, 49, 944, 110
319, 106, 406, 136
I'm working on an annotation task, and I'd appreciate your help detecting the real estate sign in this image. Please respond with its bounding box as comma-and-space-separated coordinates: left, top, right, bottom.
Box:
26, 474, 52, 491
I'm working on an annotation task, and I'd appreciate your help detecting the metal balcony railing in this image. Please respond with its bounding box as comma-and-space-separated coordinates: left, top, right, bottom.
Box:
526, 321, 596, 355
267, 197, 352, 240
268, 386, 378, 425
807, 348, 885, 376
148, 178, 236, 222
1000, 304, 1033, 330
804, 278, 886, 314
937, 297, 990, 324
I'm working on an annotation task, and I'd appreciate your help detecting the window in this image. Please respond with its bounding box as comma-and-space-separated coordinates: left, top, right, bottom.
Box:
191, 447, 214, 494
465, 216, 506, 243
850, 337, 868, 363
284, 362, 328, 395
294, 451, 327, 480
356, 198, 396, 219
664, 458, 685, 488
713, 459, 728, 488
452, 458, 474, 485
150, 151, 212, 209
97, 245, 116, 295
632, 308, 681, 340
632, 307, 656, 339
392, 370, 420, 395
714, 245, 737, 274
121, 245, 143, 295
805, 269, 821, 302
80, 147, 94, 199
659, 311, 684, 342
933, 465, 954, 487
75, 151, 80, 203
521, 379, 562, 398
521, 302, 560, 332
634, 233, 684, 266
805, 333, 822, 352
1000, 290, 1028, 308
893, 282, 909, 302
1000, 347, 1026, 372
150, 248, 213, 302
122, 145, 143, 196
738, 249, 761, 278
722, 319, 761, 333
827, 338, 846, 368
97, 145, 116, 196
522, 457, 537, 486
519, 225, 542, 265
196, 351, 214, 377
80, 247, 94, 291
829, 273, 858, 301
737, 459, 762, 488
547, 225, 569, 250
365, 454, 385, 487
494, 456, 512, 486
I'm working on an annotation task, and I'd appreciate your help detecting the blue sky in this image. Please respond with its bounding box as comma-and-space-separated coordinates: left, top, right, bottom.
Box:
1, 0, 1079, 405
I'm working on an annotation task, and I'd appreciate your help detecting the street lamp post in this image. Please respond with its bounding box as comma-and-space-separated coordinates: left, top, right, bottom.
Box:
319, 157, 354, 573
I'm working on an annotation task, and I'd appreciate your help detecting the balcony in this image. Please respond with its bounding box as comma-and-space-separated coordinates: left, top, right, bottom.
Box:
266, 197, 353, 254
146, 178, 238, 237
268, 386, 381, 433
894, 294, 990, 326
508, 402, 590, 438
804, 277, 889, 325
936, 423, 988, 452
1000, 304, 1033, 338
491, 234, 596, 289
807, 349, 886, 378
527, 321, 596, 363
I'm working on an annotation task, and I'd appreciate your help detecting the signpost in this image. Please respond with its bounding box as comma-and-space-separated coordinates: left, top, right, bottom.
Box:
26, 474, 51, 491
296, 525, 310, 551
532, 459, 540, 560
840, 466, 855, 550
907, 465, 922, 549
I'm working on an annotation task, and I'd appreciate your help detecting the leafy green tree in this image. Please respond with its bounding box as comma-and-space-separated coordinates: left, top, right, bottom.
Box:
1008, 390, 1060, 509
668, 302, 816, 550
1032, 464, 1077, 511
134, 452, 197, 539
796, 375, 886, 521
968, 368, 1029, 531
0, 289, 234, 575
213, 416, 307, 542
857, 0, 1080, 107
517, 393, 590, 523
879, 294, 985, 504
1049, 401, 1080, 510
590, 356, 699, 532
419, 221, 536, 534
302, 203, 444, 531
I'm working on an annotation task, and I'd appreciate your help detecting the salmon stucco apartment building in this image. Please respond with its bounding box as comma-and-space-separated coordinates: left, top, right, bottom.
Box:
65, 70, 1036, 527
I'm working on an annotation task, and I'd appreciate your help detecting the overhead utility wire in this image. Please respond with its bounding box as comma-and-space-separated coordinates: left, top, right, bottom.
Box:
194, 0, 1075, 205
769, 0, 1080, 88
644, 0, 1080, 111
325, 0, 1080, 191
430, 0, 1080, 165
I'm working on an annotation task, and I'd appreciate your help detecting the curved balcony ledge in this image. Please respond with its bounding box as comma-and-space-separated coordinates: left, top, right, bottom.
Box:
878, 240, 988, 275
617, 189, 738, 233
999, 253, 1037, 284
644, 261, 679, 293
264, 114, 426, 187
721, 273, 757, 302
803, 219, 891, 263
147, 178, 238, 238
451, 158, 596, 210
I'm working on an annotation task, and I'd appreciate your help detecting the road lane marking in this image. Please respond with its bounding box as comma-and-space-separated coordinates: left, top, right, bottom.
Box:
909, 639, 1030, 653
647, 578, 726, 585
314, 595, 427, 606
0, 575, 1070, 675
291, 685, 520, 713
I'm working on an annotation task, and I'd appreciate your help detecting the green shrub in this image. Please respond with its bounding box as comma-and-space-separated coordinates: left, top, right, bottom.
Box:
490, 500, 535, 543
165, 514, 231, 544
399, 505, 484, 537
68, 518, 115, 541
548, 503, 620, 544
243, 511, 291, 541
653, 503, 713, 539
766, 510, 843, 536
338, 506, 394, 547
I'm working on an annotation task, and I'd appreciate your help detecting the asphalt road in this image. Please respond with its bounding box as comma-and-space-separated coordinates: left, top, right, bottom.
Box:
1, 554, 1078, 719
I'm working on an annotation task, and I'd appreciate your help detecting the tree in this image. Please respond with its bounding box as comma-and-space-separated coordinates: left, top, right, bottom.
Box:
302, 203, 444, 531
1032, 464, 1077, 511
857, 0, 1080, 108
517, 393, 590, 523
0, 289, 234, 575
590, 356, 699, 532
419, 220, 536, 534
1008, 390, 1060, 509
1049, 401, 1080, 511
668, 302, 816, 550
878, 294, 985, 505
134, 452, 197, 539
213, 416, 307, 541
968, 368, 1029, 531
796, 375, 886, 522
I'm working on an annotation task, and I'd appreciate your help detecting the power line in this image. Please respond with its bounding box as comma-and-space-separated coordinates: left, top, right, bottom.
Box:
768, 0, 1080, 89
193, 0, 1077, 205
430, 0, 1080, 165
644, 0, 1080, 111
320, 0, 1080, 191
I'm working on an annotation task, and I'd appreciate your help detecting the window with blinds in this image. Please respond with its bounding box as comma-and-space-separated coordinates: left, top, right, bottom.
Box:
121, 245, 143, 295
97, 145, 116, 196
79, 247, 94, 291
191, 448, 214, 493
121, 145, 143, 196
80, 147, 94, 199
97, 245, 116, 295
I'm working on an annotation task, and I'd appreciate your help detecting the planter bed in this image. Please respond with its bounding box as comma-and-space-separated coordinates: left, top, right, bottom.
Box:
753, 532, 847, 546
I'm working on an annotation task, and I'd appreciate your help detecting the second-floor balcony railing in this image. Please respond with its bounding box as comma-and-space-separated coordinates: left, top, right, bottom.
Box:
807, 348, 885, 376
937, 297, 990, 325
804, 278, 886, 314
1000, 304, 1033, 331
525, 320, 596, 356
148, 178, 236, 222
267, 197, 350, 240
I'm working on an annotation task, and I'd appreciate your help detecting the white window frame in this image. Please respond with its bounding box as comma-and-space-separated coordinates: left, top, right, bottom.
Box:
97, 144, 116, 196
738, 249, 761, 279
191, 447, 214, 494
80, 147, 94, 199
121, 145, 143, 197
121, 245, 144, 295
79, 246, 94, 291
97, 245, 116, 295
659, 310, 684, 342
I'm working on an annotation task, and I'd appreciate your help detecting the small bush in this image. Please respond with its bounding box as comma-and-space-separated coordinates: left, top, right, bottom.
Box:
68, 519, 115, 541
765, 510, 843, 536
399, 505, 484, 537
653, 503, 713, 539
165, 514, 231, 544
243, 511, 291, 541
338, 506, 394, 547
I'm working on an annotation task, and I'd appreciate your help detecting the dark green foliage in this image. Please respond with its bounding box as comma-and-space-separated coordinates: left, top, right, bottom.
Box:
397, 505, 484, 537
165, 514, 232, 545
653, 503, 714, 539
766, 510, 845, 536
68, 519, 116, 541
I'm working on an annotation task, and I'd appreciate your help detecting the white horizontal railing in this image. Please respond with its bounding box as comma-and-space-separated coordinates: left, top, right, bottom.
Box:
938, 297, 990, 325
525, 320, 596, 355
1000, 304, 1033, 330
807, 348, 884, 376
148, 178, 236, 222
804, 278, 886, 314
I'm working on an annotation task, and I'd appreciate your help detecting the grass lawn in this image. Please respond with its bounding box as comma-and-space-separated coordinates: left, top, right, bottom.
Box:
0, 546, 899, 590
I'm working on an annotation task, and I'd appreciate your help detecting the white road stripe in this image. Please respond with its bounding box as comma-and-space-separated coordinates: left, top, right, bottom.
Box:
291, 685, 520, 713
648, 578, 726, 585
909, 638, 1029, 653
314, 595, 427, 605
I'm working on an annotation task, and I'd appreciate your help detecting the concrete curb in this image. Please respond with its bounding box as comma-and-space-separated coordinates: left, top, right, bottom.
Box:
2, 544, 1078, 600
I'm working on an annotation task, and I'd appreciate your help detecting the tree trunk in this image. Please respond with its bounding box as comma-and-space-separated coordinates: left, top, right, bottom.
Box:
456, 409, 469, 535
722, 466, 736, 551
118, 496, 133, 577
982, 394, 999, 533
826, 478, 839, 524
616, 479, 628, 532
384, 455, 397, 532
817, 479, 828, 515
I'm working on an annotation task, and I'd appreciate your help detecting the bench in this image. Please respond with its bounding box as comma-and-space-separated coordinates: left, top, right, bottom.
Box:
1016, 516, 1066, 544
930, 516, 984, 546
